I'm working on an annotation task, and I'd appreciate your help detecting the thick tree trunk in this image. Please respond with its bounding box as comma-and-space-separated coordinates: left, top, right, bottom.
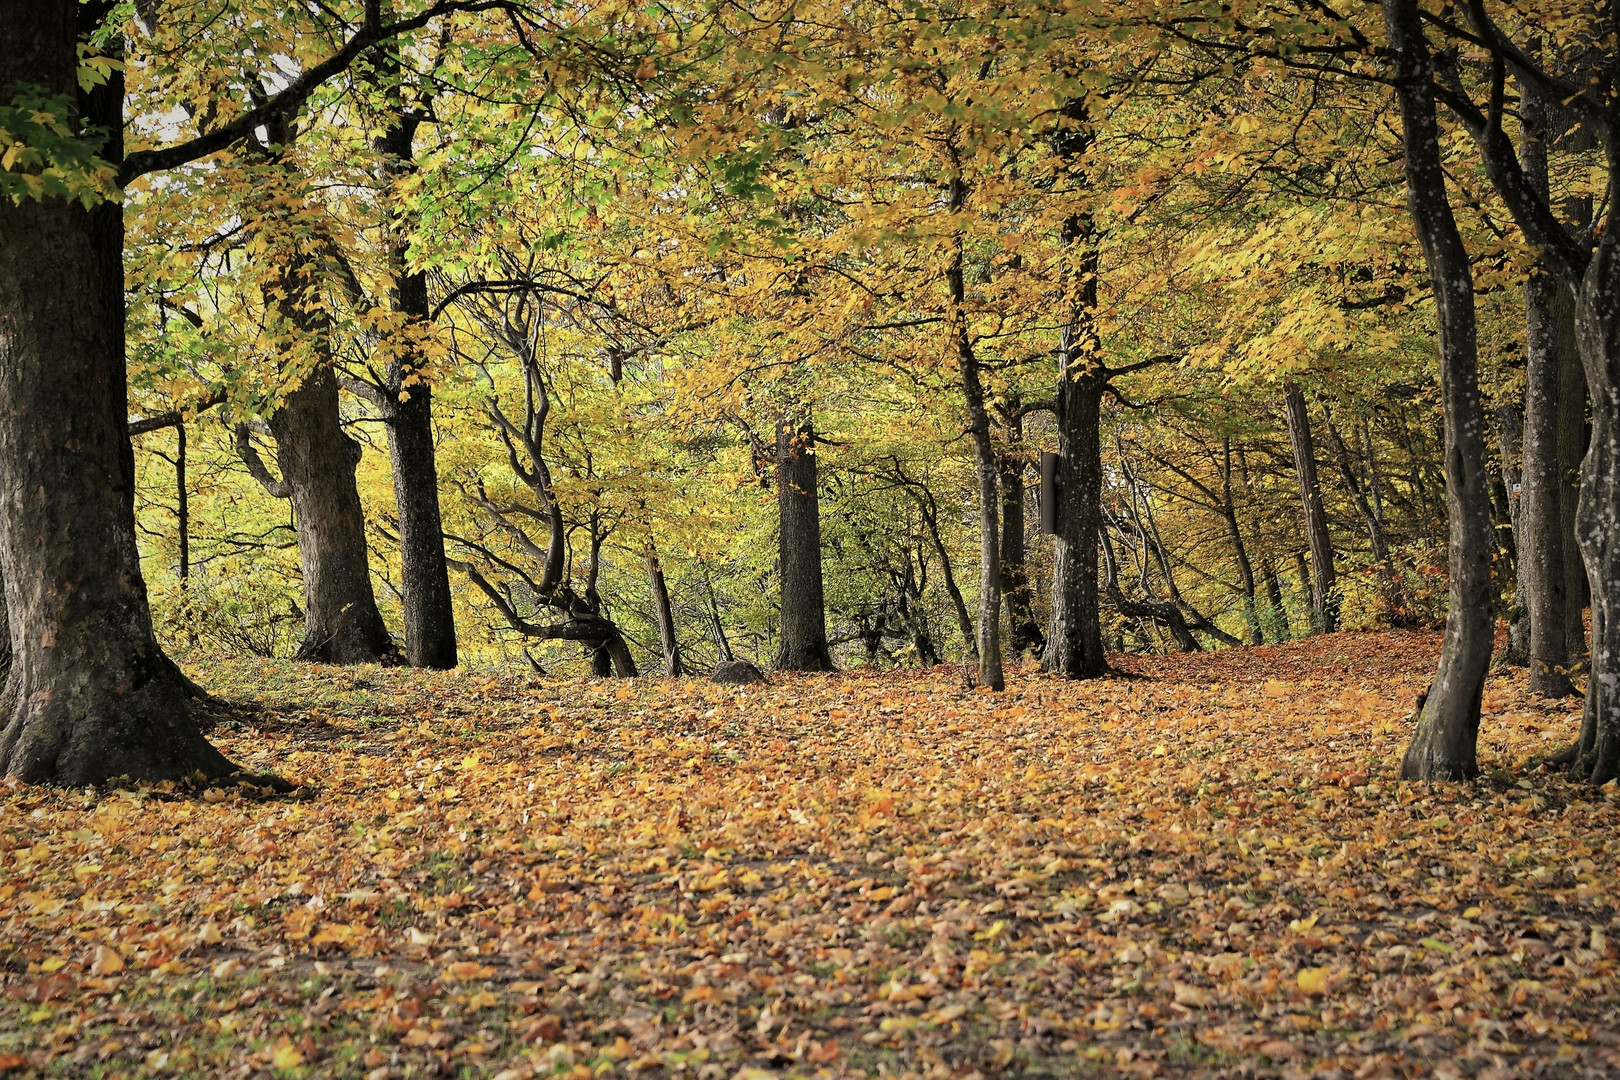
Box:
0, 1, 234, 784
1509, 85, 1572, 691
1284, 384, 1339, 633
385, 375, 456, 668
1521, 273, 1575, 694
1570, 212, 1620, 782
1042, 205, 1109, 678
268, 369, 398, 664
1044, 373, 1108, 677
377, 106, 457, 670
775, 419, 833, 671
647, 544, 684, 676
1385, 0, 1494, 780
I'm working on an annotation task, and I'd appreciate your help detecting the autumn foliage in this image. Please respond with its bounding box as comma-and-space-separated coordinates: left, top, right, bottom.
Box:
1, 632, 1610, 1079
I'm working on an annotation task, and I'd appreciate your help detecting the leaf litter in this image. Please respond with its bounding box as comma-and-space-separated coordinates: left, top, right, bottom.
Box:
0, 630, 1614, 1079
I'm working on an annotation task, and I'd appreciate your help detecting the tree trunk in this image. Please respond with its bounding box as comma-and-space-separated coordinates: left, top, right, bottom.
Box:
0, 1, 234, 784
1517, 84, 1574, 695
1262, 559, 1290, 640
384, 374, 456, 668
268, 368, 398, 664
1570, 196, 1620, 782
0, 579, 10, 690
1042, 203, 1108, 678
176, 421, 190, 583
1218, 439, 1262, 644
998, 416, 1042, 655
957, 340, 1004, 691
1554, 281, 1590, 662
1284, 384, 1339, 633
946, 178, 1003, 690
1385, 0, 1495, 781
1496, 400, 1532, 664
647, 544, 684, 676
916, 491, 976, 659
775, 419, 833, 671
705, 577, 734, 662
376, 94, 457, 670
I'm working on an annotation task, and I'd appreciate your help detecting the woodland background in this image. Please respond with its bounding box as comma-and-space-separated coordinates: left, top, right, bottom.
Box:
108, 0, 1557, 680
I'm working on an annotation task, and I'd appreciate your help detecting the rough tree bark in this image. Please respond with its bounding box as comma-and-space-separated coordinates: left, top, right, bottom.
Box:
239, 364, 397, 664
369, 39, 457, 670
1428, 5, 1620, 779
1385, 0, 1496, 781
775, 419, 834, 671
1520, 282, 1575, 695
1042, 102, 1109, 680
1568, 210, 1620, 780
0, 0, 236, 783
998, 408, 1043, 655
234, 114, 396, 666
1284, 384, 1339, 633
1554, 285, 1589, 662
1512, 87, 1574, 694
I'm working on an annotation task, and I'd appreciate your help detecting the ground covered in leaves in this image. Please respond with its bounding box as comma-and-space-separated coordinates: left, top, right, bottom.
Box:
1, 631, 1615, 1079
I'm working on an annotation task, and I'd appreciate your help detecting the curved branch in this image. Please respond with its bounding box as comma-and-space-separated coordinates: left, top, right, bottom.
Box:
119, 1, 519, 183
234, 425, 292, 499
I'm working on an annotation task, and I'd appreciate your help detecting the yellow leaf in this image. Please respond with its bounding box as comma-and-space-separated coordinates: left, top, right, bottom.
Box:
271, 1039, 304, 1069
1173, 981, 1212, 1008
1296, 967, 1329, 995
90, 945, 124, 975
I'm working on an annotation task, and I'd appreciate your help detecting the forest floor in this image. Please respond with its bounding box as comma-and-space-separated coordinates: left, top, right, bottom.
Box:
0, 631, 1615, 1079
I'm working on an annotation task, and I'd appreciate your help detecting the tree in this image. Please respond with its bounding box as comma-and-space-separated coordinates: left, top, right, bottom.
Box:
775, 420, 835, 671
1284, 383, 1340, 634
229, 117, 398, 665
1513, 83, 1574, 697
0, 0, 506, 783
1380, 0, 1495, 781
356, 31, 459, 670
1383, 1, 1620, 781
0, 0, 235, 783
